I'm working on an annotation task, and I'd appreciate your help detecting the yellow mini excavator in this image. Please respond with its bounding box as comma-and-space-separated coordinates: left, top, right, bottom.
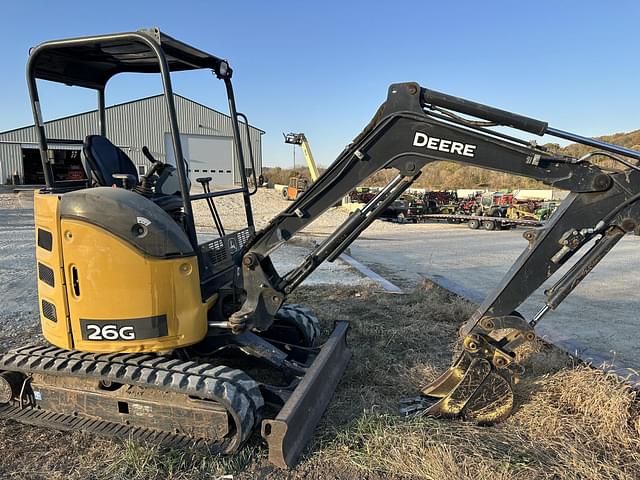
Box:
2, 28, 640, 470
0, 29, 351, 469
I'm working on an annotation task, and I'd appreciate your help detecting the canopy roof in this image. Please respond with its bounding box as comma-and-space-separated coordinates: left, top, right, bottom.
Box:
29, 28, 230, 89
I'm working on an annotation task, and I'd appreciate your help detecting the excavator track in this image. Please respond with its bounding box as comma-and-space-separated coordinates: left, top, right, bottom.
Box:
0, 404, 204, 448
0, 345, 264, 453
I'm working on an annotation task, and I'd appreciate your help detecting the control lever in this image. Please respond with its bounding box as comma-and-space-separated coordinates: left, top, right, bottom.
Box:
134, 146, 166, 197
140, 146, 165, 180
142, 146, 160, 164
197, 176, 225, 237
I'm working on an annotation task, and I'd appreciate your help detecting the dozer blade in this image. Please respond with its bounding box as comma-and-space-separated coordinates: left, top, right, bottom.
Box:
261, 320, 351, 469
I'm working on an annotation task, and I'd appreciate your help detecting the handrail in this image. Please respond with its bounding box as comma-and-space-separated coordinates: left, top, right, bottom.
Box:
190, 188, 246, 201
236, 112, 259, 195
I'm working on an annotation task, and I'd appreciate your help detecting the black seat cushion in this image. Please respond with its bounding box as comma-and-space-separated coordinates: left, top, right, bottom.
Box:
83, 135, 138, 188
151, 193, 184, 212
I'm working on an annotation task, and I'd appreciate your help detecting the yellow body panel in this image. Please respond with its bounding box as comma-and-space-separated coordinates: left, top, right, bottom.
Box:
35, 192, 210, 353
34, 193, 73, 349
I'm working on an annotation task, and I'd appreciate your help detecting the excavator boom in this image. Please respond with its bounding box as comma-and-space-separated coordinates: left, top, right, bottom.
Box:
233, 82, 640, 422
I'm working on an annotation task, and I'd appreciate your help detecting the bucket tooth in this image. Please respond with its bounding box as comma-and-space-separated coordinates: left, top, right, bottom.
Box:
261, 320, 351, 469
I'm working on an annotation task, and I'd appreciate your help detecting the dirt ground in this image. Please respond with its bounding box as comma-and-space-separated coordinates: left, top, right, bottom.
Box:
0, 190, 639, 479
1, 283, 638, 480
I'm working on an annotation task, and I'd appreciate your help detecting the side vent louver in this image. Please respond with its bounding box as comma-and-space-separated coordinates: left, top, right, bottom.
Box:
41, 300, 57, 322
37, 229, 53, 251
38, 263, 55, 287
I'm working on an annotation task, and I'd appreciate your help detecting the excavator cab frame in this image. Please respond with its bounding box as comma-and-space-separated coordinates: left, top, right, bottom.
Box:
26, 27, 258, 252
26, 27, 270, 304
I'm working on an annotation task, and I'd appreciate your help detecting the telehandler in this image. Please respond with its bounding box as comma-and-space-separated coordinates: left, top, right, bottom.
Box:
283, 132, 321, 181
281, 133, 319, 200
1, 28, 639, 469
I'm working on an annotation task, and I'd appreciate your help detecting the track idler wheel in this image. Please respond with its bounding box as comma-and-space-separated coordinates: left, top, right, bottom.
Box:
0, 371, 24, 404
401, 315, 534, 424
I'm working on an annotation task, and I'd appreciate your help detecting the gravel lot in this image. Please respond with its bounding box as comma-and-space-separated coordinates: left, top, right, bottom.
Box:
0, 198, 41, 350
349, 223, 640, 373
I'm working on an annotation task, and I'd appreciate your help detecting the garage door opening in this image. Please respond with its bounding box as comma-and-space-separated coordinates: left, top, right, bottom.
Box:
164, 133, 234, 186
21, 147, 86, 185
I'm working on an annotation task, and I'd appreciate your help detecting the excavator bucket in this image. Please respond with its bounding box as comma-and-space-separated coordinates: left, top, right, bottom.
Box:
262, 321, 351, 468
401, 353, 515, 424
401, 315, 532, 424
418, 354, 515, 424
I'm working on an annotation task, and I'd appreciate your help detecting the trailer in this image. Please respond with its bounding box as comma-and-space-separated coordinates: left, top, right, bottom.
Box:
419, 213, 544, 230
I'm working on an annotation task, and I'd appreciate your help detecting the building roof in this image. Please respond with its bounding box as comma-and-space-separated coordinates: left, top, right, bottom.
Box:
0, 93, 265, 137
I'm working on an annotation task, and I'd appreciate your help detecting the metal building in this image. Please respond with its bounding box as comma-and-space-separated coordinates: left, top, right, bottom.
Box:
0, 94, 264, 185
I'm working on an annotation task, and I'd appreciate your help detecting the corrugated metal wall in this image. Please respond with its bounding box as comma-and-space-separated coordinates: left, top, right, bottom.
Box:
0, 94, 263, 184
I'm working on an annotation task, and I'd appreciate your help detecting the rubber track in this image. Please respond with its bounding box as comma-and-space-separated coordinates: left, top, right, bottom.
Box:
0, 403, 201, 449
0, 344, 264, 453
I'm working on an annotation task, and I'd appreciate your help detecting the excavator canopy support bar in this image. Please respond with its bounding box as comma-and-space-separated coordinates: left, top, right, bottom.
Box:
29, 28, 231, 89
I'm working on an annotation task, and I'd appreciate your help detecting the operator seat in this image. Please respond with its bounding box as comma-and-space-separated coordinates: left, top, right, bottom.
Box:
83, 135, 139, 188
83, 135, 184, 213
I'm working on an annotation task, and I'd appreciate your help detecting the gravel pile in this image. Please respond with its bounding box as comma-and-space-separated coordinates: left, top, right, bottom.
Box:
192, 187, 405, 235
0, 193, 21, 209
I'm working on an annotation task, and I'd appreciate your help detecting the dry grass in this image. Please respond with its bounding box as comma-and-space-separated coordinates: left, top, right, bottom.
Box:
304, 286, 640, 480
0, 283, 638, 479
329, 367, 640, 480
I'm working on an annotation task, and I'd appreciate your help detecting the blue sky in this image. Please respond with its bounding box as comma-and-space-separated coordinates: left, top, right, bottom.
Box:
1, 1, 639, 167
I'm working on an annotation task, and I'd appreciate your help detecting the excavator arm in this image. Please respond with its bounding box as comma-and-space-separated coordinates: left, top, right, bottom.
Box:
233, 82, 640, 421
